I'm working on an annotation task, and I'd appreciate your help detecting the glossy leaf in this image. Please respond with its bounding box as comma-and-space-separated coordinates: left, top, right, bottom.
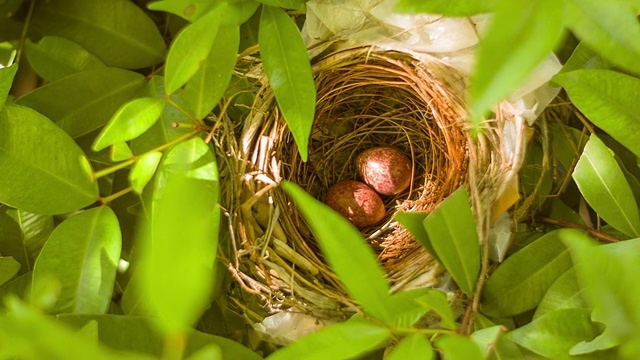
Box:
534, 268, 588, 319
0, 104, 98, 214
25, 36, 105, 82
266, 319, 390, 360
164, 7, 222, 95
572, 135, 640, 237
387, 334, 434, 360
394, 211, 440, 263
481, 229, 575, 317
564, 0, 640, 75
564, 236, 640, 347
129, 152, 163, 194
148, 0, 259, 25
469, 0, 563, 129
281, 181, 393, 323
0, 298, 150, 360
32, 0, 166, 69
182, 25, 240, 119
507, 309, 605, 360
260, 5, 315, 161
0, 63, 17, 110
0, 256, 20, 287
435, 335, 484, 360
137, 138, 219, 334
16, 67, 147, 138
423, 188, 479, 297
415, 289, 457, 330
110, 142, 133, 162
559, 42, 612, 74
0, 209, 54, 275
57, 314, 261, 360
32, 207, 122, 314
554, 69, 640, 160
394, 0, 495, 16
92, 97, 165, 151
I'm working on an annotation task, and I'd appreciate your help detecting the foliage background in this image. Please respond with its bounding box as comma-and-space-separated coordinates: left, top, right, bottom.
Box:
1, 0, 640, 359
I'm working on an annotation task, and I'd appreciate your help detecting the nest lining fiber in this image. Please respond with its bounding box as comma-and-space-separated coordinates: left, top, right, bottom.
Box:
222, 45, 526, 320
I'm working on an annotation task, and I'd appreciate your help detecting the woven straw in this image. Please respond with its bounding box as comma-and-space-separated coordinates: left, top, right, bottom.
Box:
219, 44, 527, 321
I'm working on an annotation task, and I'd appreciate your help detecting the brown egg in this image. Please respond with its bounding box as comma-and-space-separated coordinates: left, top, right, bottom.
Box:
324, 180, 386, 228
357, 147, 412, 195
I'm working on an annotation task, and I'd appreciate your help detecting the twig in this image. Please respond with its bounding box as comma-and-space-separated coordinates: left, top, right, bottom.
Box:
533, 217, 620, 243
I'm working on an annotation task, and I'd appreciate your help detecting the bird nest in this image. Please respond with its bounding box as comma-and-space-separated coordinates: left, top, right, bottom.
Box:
220, 45, 527, 321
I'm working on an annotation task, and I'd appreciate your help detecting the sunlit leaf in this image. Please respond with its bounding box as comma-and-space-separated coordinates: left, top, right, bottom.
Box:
394, 0, 495, 16
481, 229, 575, 317
148, 0, 259, 24
129, 152, 163, 194
137, 138, 219, 334
266, 318, 390, 360
92, 97, 165, 151
507, 309, 608, 360
57, 314, 261, 360
470, 326, 503, 358
281, 181, 394, 322
534, 268, 588, 320
554, 70, 640, 160
182, 25, 240, 119
385, 288, 432, 328
187, 345, 222, 360
0, 63, 17, 110
572, 134, 640, 237
394, 211, 440, 263
423, 188, 479, 297
164, 7, 222, 95
435, 335, 484, 360
260, 5, 315, 161
0, 257, 20, 287
415, 289, 457, 330
387, 334, 434, 360
469, 0, 563, 130
32, 207, 122, 314
0, 209, 54, 275
559, 42, 612, 74
564, 0, 640, 75
110, 142, 133, 162
257, 0, 305, 11
32, 0, 166, 69
25, 36, 105, 82
16, 67, 147, 138
0, 105, 98, 214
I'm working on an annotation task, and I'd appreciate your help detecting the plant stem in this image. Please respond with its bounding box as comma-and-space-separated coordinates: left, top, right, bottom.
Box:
16, 0, 37, 63
392, 327, 453, 336
166, 96, 205, 127
98, 187, 133, 205
533, 216, 621, 243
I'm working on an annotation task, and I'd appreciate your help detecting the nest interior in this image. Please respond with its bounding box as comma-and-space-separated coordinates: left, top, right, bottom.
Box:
224, 46, 516, 321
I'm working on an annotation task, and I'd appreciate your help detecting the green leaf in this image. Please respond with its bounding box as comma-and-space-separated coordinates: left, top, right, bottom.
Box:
24, 36, 106, 82
554, 70, 640, 160
129, 152, 163, 194
473, 314, 529, 359
92, 97, 165, 151
57, 314, 262, 360
471, 325, 504, 358
32, 207, 122, 314
0, 256, 20, 287
137, 138, 220, 334
549, 123, 586, 174
435, 335, 484, 360
394, 211, 440, 263
0, 272, 32, 305
564, 0, 640, 75
385, 288, 432, 328
148, 0, 260, 25
164, 7, 222, 95
394, 0, 495, 16
507, 309, 606, 360
564, 236, 640, 347
423, 188, 479, 297
387, 334, 434, 360
469, 0, 564, 129
0, 63, 17, 110
182, 25, 240, 119
0, 104, 98, 214
110, 142, 133, 162
572, 134, 640, 237
187, 345, 222, 360
259, 5, 315, 162
571, 326, 620, 356
414, 289, 457, 330
16, 67, 147, 138
266, 319, 390, 360
481, 229, 576, 317
0, 17, 22, 43
281, 181, 393, 323
534, 268, 588, 319
32, 0, 166, 69
0, 298, 151, 360
559, 42, 612, 74
0, 209, 54, 275
256, 0, 305, 11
